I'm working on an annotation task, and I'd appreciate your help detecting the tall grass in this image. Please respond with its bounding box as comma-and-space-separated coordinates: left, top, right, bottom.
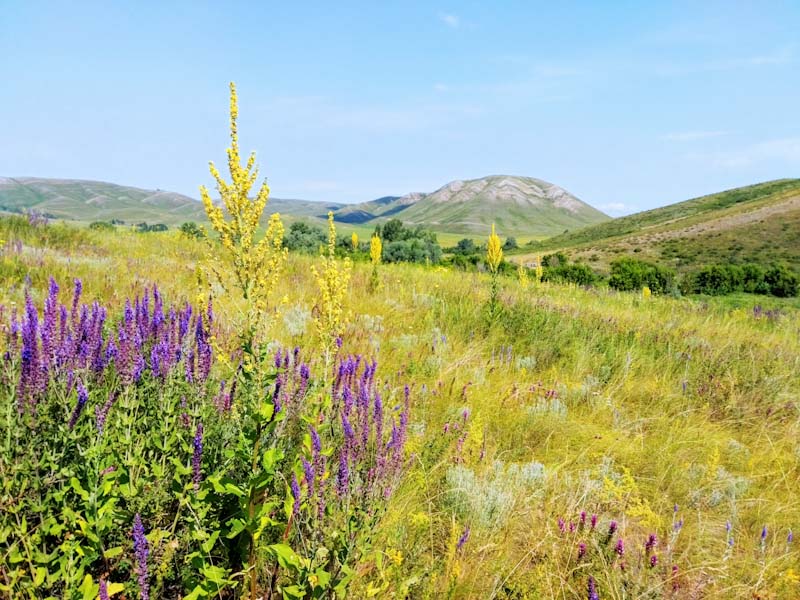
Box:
1, 217, 798, 598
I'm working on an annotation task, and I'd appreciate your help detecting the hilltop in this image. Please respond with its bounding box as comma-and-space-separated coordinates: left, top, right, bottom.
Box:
331, 175, 609, 238
521, 179, 800, 272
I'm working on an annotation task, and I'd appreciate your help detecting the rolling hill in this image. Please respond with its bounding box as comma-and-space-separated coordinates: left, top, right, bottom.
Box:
0, 177, 345, 227
330, 175, 610, 238
520, 179, 800, 272
1, 175, 609, 240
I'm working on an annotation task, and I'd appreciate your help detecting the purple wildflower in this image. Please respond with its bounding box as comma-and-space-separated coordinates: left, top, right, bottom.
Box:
645, 533, 657, 554
192, 422, 204, 490
558, 518, 566, 534
99, 579, 109, 600
615, 538, 624, 556
68, 383, 88, 430
761, 525, 767, 542
608, 521, 617, 536
650, 554, 658, 568
577, 543, 586, 559
95, 391, 118, 433
336, 450, 349, 497
590, 514, 597, 530
788, 530, 794, 544
290, 474, 301, 518
302, 457, 315, 499
456, 525, 470, 551
132, 513, 149, 600
587, 576, 599, 600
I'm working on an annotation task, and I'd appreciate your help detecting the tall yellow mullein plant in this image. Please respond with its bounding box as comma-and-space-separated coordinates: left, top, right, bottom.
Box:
486, 224, 503, 319
486, 224, 503, 273
351, 231, 359, 252
517, 262, 529, 288
369, 233, 382, 292
312, 212, 352, 362
200, 82, 287, 308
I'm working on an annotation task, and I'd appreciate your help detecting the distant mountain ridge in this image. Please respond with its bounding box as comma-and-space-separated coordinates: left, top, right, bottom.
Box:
0, 174, 608, 238
329, 175, 609, 237
0, 177, 344, 226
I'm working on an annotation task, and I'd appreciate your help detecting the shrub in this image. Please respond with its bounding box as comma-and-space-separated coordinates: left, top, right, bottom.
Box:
544, 262, 599, 286
179, 221, 205, 239
608, 257, 674, 294
764, 264, 799, 297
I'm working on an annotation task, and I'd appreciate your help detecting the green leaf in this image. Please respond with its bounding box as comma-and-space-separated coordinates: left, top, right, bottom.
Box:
259, 401, 275, 422
70, 477, 90, 501
78, 574, 97, 600
201, 564, 230, 585
268, 543, 302, 571
184, 585, 208, 600
106, 582, 125, 596
313, 568, 332, 590
103, 546, 123, 559
281, 584, 306, 599
224, 518, 247, 539
201, 530, 220, 554
33, 566, 46, 587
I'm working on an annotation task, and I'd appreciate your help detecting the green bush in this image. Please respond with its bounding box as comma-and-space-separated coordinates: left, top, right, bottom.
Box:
607, 257, 674, 294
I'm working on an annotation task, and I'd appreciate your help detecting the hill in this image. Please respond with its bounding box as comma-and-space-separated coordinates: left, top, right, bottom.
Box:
0, 177, 210, 225
521, 179, 800, 272
331, 175, 609, 238
0, 177, 347, 227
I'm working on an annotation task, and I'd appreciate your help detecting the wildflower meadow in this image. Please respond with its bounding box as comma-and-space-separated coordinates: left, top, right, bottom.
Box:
1, 85, 799, 599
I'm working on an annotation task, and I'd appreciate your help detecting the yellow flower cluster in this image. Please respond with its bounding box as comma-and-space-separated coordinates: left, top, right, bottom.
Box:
351, 232, 359, 252
370, 233, 382, 266
535, 254, 543, 283
517, 262, 529, 287
486, 223, 503, 273
199, 82, 287, 305
311, 212, 352, 356
642, 286, 652, 299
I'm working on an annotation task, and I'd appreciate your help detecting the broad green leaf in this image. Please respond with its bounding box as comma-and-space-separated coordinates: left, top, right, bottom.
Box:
201, 530, 220, 554
103, 546, 123, 559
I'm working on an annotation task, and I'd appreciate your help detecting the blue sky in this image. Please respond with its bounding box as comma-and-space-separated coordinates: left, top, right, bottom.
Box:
1, 1, 798, 214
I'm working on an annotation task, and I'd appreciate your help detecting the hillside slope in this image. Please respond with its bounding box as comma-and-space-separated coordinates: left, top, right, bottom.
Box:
0, 177, 345, 226
333, 175, 609, 237
523, 179, 800, 271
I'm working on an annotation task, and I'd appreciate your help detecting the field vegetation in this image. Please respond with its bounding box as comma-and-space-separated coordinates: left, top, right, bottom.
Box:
1, 87, 798, 599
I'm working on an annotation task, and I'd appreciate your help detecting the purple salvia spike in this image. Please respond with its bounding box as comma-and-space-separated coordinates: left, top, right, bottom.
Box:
290, 474, 301, 518
302, 457, 315, 500
336, 449, 350, 497
456, 526, 470, 550
68, 382, 88, 430
132, 513, 150, 600
192, 422, 204, 490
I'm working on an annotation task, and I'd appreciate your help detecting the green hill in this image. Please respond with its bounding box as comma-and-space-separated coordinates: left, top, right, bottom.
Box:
521, 179, 800, 272
0, 177, 347, 227
332, 175, 609, 238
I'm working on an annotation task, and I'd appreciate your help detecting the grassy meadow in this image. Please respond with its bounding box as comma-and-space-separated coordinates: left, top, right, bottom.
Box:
1, 212, 799, 599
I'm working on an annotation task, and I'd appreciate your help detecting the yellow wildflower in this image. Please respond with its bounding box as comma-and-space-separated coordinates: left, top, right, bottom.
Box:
351, 231, 359, 252
486, 224, 503, 273
311, 212, 352, 359
370, 234, 382, 265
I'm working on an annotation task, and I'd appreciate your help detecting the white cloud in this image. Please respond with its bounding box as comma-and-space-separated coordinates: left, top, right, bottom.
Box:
439, 13, 460, 28
433, 83, 449, 92
663, 131, 729, 142
599, 202, 633, 216
690, 137, 800, 168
